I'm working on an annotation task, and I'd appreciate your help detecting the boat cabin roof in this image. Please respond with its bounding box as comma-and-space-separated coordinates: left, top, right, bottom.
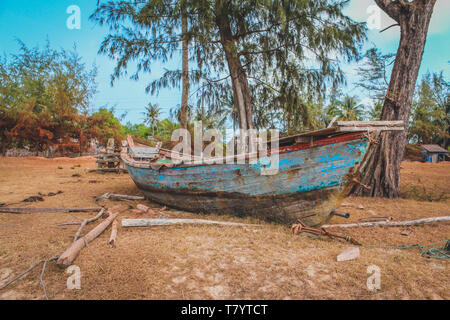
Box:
272, 120, 404, 146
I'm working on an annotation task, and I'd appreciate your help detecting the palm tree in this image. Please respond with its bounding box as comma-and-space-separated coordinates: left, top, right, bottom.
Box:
143, 103, 160, 136
368, 101, 383, 120
156, 119, 180, 142
327, 95, 365, 121
218, 94, 238, 134
170, 103, 193, 125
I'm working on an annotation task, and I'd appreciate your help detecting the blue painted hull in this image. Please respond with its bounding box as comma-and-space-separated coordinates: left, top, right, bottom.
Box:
124, 137, 370, 226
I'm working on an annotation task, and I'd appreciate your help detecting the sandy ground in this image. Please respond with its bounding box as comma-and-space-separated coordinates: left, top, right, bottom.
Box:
0, 157, 448, 300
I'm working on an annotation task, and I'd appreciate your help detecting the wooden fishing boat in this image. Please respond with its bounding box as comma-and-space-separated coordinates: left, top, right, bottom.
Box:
121, 121, 403, 226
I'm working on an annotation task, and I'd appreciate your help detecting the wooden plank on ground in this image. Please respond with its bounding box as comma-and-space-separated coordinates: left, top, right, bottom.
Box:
322, 216, 450, 228
122, 218, 261, 228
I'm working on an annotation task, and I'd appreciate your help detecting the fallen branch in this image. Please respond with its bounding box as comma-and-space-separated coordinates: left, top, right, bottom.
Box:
73, 208, 106, 243
108, 220, 118, 247
94, 193, 145, 204
0, 208, 100, 214
37, 256, 58, 300
83, 238, 104, 272
57, 222, 83, 226
0, 256, 58, 291
122, 218, 261, 228
57, 205, 128, 268
322, 216, 450, 228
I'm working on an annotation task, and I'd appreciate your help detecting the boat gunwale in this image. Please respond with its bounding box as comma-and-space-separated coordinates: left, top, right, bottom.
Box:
121, 132, 366, 170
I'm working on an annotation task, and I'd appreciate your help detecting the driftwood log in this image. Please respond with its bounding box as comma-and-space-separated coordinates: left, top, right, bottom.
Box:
108, 220, 118, 247
57, 205, 128, 268
322, 216, 450, 228
0, 208, 100, 214
94, 193, 145, 204
73, 208, 106, 243
122, 218, 261, 228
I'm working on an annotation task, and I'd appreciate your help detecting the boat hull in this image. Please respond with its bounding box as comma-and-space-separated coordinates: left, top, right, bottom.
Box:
124, 135, 370, 226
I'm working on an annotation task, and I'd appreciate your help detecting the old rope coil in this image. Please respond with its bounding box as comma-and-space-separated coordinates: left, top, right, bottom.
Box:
368, 239, 450, 260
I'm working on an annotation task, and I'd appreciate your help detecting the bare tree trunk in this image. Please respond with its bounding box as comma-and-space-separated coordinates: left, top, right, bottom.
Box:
180, 7, 190, 130
353, 0, 436, 198
215, 6, 253, 131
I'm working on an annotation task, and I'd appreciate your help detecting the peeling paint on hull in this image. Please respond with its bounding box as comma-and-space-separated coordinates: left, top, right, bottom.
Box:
124, 137, 369, 226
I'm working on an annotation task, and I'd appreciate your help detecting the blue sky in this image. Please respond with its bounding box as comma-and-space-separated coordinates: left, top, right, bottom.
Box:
0, 0, 448, 125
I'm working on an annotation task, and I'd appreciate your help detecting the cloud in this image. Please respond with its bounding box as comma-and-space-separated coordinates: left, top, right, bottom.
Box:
428, 0, 450, 34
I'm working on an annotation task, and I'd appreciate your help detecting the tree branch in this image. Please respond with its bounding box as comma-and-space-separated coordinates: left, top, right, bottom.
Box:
380, 23, 400, 33
374, 0, 402, 23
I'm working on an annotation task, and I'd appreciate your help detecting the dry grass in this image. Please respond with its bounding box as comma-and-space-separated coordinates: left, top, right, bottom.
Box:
0, 157, 448, 300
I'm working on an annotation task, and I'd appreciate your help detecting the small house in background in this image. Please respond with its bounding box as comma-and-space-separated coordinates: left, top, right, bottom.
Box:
421, 144, 448, 163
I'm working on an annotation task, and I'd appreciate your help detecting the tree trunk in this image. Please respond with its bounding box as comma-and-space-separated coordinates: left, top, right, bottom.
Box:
180, 7, 189, 130
353, 0, 436, 198
215, 7, 253, 131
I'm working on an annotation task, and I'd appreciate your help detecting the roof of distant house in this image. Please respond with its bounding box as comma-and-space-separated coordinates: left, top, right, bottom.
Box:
421, 144, 448, 153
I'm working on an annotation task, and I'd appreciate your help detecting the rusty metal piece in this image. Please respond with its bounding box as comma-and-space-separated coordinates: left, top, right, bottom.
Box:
331, 211, 350, 219
292, 219, 361, 246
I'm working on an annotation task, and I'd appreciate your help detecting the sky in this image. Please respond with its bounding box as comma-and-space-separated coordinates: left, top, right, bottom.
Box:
0, 0, 448, 125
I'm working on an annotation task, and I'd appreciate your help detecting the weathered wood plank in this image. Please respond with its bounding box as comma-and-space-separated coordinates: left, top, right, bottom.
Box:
322, 216, 450, 228
335, 121, 404, 127
273, 127, 338, 145
122, 218, 261, 228
336, 127, 404, 132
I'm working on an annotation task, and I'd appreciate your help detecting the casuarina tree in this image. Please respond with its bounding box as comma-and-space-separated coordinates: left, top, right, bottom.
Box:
352, 0, 437, 198
91, 0, 191, 129
92, 0, 366, 133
